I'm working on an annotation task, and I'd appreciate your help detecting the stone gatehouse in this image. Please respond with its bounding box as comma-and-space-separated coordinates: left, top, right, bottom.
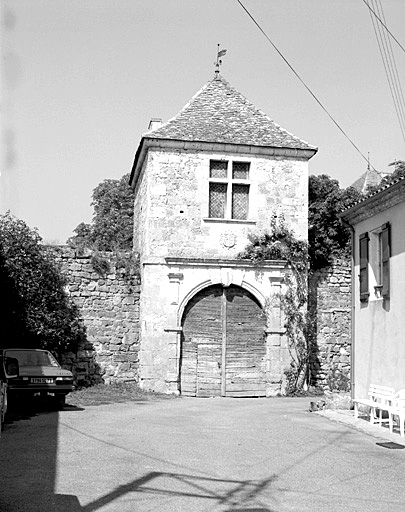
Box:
129, 74, 317, 396
50, 76, 352, 395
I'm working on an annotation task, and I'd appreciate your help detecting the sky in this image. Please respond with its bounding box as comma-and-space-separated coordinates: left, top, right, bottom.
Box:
1, 0, 405, 244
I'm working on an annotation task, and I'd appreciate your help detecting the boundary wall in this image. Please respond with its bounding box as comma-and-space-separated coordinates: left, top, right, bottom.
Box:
308, 259, 352, 391
47, 247, 351, 391
48, 247, 140, 385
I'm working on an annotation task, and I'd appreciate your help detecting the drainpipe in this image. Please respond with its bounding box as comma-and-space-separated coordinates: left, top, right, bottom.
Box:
341, 218, 355, 401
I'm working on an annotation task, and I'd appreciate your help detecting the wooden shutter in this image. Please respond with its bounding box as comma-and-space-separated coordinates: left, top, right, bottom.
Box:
359, 232, 369, 301
381, 222, 390, 298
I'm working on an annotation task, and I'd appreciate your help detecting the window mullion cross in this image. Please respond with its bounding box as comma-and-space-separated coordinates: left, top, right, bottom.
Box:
208, 159, 250, 220
227, 166, 232, 218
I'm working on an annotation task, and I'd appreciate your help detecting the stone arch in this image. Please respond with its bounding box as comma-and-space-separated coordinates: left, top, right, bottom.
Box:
177, 280, 212, 327
177, 278, 266, 327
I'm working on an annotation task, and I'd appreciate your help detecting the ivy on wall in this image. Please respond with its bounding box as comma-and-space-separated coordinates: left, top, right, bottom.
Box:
238, 214, 308, 394
90, 251, 140, 289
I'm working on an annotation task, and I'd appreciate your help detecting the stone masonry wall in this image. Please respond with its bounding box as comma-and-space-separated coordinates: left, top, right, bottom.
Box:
133, 147, 309, 263
48, 246, 140, 386
46, 246, 351, 391
308, 259, 352, 391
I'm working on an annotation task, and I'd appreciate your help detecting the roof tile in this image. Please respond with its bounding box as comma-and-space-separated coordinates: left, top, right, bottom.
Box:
145, 75, 317, 151
350, 168, 384, 194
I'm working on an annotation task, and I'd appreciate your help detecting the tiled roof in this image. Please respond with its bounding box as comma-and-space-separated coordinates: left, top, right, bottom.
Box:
144, 75, 317, 151
350, 168, 383, 194
341, 174, 405, 214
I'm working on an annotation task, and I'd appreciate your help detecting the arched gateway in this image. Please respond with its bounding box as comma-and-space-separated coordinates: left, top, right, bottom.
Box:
180, 284, 267, 397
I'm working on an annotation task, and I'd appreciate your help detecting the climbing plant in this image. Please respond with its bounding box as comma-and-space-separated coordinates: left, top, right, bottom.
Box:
238, 214, 308, 394
90, 250, 140, 289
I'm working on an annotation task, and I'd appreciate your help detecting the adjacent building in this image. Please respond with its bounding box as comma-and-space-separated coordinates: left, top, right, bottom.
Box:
340, 176, 405, 398
129, 74, 317, 396
350, 166, 385, 194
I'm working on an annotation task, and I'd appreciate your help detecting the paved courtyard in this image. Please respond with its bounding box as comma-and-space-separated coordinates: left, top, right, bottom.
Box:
1, 396, 404, 511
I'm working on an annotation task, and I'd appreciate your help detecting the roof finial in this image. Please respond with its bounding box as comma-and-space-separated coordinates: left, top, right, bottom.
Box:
214, 43, 227, 78
367, 152, 370, 171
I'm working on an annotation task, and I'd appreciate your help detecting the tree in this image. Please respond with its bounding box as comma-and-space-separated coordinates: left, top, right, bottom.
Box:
0, 212, 85, 355
388, 159, 405, 179
368, 160, 405, 194
309, 174, 362, 270
68, 173, 135, 250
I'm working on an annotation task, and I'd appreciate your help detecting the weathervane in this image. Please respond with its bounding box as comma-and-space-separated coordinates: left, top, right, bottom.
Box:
214, 43, 227, 77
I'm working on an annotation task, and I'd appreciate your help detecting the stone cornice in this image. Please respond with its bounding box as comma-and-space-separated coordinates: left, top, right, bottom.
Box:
340, 178, 405, 225
129, 136, 316, 190
164, 257, 287, 269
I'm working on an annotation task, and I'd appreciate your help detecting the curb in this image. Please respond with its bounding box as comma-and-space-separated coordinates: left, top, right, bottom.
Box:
316, 408, 405, 447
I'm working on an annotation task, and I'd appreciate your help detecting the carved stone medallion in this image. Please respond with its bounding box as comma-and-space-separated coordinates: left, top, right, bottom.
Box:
220, 231, 237, 249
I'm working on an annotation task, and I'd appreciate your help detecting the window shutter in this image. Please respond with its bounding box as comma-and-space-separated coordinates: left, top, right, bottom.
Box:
359, 232, 369, 301
381, 222, 390, 298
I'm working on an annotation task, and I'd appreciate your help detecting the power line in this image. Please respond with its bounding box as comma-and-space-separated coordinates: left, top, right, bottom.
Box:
361, 0, 405, 54
370, 0, 405, 131
378, 2, 405, 118
367, 0, 405, 143
236, 0, 377, 170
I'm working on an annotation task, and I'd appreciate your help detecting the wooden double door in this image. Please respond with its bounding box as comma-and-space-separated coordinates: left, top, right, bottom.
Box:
180, 284, 267, 397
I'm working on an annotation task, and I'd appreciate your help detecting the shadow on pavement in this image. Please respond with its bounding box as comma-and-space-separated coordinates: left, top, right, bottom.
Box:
0, 395, 84, 512
79, 471, 276, 512
1, 395, 276, 512
5, 394, 84, 424
0, 448, 278, 511
376, 441, 405, 449
2, 398, 276, 511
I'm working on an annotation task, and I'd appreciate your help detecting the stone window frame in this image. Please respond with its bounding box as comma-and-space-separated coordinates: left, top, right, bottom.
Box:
207, 159, 251, 221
